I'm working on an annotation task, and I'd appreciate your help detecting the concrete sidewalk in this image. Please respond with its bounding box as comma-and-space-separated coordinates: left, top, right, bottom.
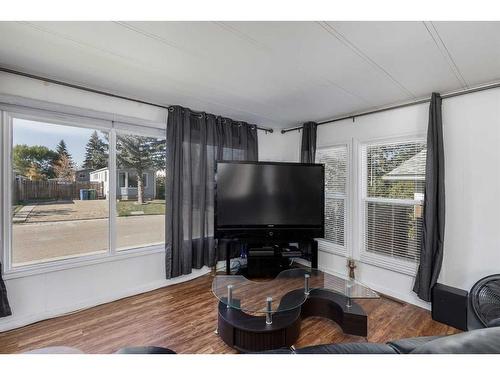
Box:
27, 200, 109, 223
13, 205, 36, 223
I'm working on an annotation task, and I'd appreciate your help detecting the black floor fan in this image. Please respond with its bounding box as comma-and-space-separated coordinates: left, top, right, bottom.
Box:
470, 274, 500, 328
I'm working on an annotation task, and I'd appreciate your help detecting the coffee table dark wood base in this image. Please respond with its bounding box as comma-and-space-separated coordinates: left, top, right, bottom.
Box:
217, 288, 368, 352
217, 301, 301, 353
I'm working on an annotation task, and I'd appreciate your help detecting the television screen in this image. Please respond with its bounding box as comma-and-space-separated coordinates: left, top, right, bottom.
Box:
215, 162, 324, 237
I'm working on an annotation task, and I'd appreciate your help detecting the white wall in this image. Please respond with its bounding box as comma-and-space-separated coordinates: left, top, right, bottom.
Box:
298, 88, 500, 309
257, 122, 432, 307
0, 72, 186, 332
3, 67, 499, 331
0, 71, 167, 124
440, 88, 500, 290
0, 71, 283, 333
1, 251, 211, 332
258, 130, 300, 162
316, 104, 431, 309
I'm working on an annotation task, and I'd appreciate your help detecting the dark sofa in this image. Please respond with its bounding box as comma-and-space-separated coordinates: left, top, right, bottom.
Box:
261, 327, 500, 354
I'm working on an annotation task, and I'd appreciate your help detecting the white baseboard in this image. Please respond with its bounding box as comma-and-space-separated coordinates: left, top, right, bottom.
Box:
357, 278, 430, 310
316, 250, 431, 311
0, 267, 211, 333
0, 253, 431, 334
317, 263, 430, 310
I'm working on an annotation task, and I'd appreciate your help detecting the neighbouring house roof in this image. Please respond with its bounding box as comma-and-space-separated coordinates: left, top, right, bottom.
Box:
89, 167, 157, 176
15, 174, 29, 181
89, 167, 108, 174
382, 149, 427, 181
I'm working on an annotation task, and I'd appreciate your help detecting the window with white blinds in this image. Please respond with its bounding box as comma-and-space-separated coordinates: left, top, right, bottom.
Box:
316, 145, 348, 252
360, 139, 426, 273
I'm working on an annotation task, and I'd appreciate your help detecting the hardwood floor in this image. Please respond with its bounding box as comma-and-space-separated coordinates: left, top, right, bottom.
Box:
0, 274, 459, 353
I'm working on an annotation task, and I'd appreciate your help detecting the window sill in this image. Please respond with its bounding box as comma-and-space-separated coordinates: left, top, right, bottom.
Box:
3, 245, 165, 280
359, 252, 418, 277
317, 239, 348, 257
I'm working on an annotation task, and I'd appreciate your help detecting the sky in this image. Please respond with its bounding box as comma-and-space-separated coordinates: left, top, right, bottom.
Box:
13, 118, 108, 169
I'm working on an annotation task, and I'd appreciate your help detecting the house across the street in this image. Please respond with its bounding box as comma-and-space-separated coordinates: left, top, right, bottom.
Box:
382, 149, 426, 200
74, 168, 92, 182
89, 167, 157, 200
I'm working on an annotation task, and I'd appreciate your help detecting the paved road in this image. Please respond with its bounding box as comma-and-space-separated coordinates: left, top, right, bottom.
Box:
12, 215, 165, 266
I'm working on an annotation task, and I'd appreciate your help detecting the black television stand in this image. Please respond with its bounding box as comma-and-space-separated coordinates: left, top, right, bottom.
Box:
224, 238, 318, 275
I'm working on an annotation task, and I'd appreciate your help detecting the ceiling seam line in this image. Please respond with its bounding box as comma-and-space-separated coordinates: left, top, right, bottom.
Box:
322, 79, 371, 105
113, 21, 204, 59
19, 21, 135, 63
113, 22, 294, 121
423, 21, 469, 89
17, 22, 289, 124
214, 22, 371, 105
212, 21, 272, 52
0, 65, 278, 132
15, 22, 220, 107
114, 21, 355, 122
429, 22, 469, 88
317, 21, 416, 99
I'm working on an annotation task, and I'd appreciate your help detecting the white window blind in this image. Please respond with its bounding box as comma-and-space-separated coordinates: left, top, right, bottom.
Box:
316, 145, 348, 252
361, 139, 426, 273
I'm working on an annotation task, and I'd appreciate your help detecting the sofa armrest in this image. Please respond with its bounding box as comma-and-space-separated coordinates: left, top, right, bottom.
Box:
411, 327, 500, 354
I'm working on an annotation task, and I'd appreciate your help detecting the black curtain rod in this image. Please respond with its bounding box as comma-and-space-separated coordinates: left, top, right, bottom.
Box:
0, 66, 274, 133
281, 80, 500, 134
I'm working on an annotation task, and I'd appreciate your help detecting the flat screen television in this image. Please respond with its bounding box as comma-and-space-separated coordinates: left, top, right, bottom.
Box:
215, 161, 324, 240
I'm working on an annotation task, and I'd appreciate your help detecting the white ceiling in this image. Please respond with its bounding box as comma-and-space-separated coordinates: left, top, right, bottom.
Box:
0, 21, 499, 129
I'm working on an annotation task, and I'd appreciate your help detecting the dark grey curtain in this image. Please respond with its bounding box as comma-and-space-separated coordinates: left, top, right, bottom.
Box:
0, 262, 12, 317
413, 93, 445, 301
165, 106, 258, 278
300, 121, 318, 163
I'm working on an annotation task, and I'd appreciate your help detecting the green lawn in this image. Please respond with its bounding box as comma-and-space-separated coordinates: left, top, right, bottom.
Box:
117, 200, 165, 216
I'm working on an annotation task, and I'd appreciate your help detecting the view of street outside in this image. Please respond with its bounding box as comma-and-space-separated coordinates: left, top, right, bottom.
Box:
11, 118, 166, 267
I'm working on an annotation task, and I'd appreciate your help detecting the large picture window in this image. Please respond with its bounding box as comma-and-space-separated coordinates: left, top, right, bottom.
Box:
115, 131, 166, 251
316, 144, 348, 253
11, 118, 109, 267
360, 138, 426, 273
2, 110, 166, 273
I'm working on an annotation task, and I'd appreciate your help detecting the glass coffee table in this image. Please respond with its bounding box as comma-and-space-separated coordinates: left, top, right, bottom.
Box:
212, 268, 379, 352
